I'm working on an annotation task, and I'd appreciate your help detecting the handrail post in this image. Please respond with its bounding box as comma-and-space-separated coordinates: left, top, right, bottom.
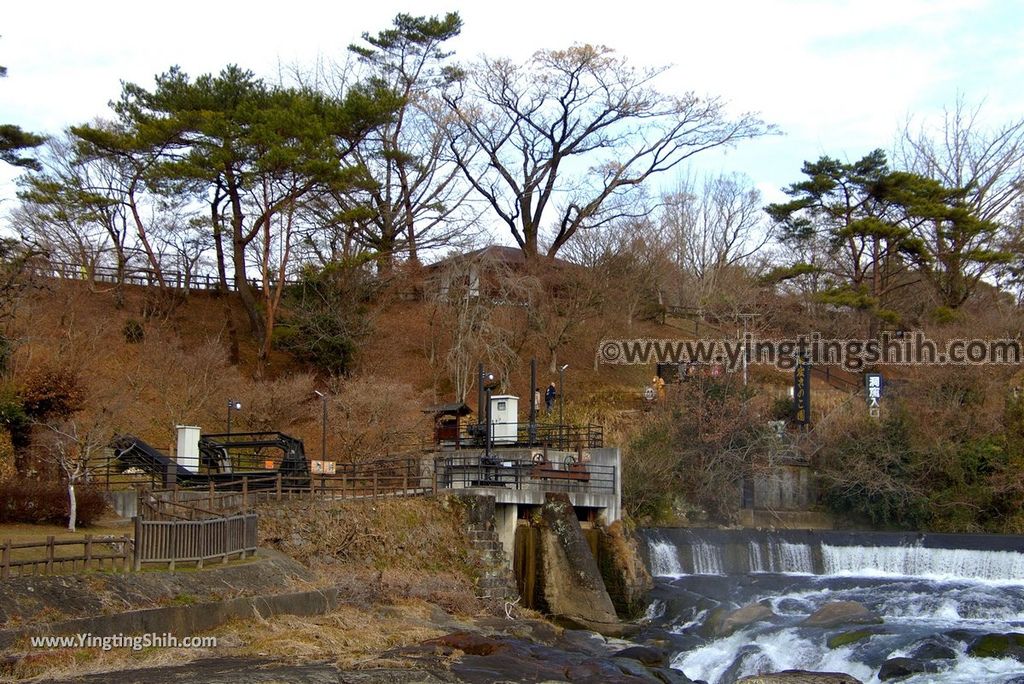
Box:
276, 472, 282, 501
132, 516, 142, 571
46, 536, 55, 573
1, 539, 9, 580
242, 476, 249, 511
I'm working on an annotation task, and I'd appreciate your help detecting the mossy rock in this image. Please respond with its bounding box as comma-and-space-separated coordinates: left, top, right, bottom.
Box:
827, 628, 879, 649
968, 632, 1024, 660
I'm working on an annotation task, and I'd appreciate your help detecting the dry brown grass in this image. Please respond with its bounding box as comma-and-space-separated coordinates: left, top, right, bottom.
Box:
258, 497, 473, 576
2, 637, 214, 682
211, 600, 451, 668
0, 521, 130, 542
2, 598, 471, 682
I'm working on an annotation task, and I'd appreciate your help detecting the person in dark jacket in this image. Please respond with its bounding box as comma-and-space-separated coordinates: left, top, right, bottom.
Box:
545, 382, 556, 413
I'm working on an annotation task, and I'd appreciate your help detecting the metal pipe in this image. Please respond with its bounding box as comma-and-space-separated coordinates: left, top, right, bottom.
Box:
529, 357, 537, 444
477, 363, 485, 429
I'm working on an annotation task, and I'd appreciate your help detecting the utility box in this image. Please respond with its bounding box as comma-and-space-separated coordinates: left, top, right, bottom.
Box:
490, 395, 519, 444
175, 425, 201, 473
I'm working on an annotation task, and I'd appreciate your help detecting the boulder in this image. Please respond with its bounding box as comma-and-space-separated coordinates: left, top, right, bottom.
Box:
877, 657, 943, 681
704, 603, 775, 637
801, 601, 882, 629
538, 493, 621, 635
906, 635, 959, 661
737, 671, 863, 683
420, 631, 507, 656
826, 628, 881, 649
650, 666, 698, 684
967, 632, 1024, 661
612, 645, 668, 666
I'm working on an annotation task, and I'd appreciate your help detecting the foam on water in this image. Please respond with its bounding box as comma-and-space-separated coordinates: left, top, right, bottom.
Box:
672, 627, 875, 684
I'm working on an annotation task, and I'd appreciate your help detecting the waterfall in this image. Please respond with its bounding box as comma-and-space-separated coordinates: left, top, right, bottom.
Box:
749, 541, 764, 573
691, 542, 724, 575
642, 528, 1024, 581
821, 544, 1024, 581
772, 541, 814, 574
649, 539, 684, 576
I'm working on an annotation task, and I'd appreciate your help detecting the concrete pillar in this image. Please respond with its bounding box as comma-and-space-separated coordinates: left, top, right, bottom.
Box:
494, 503, 518, 566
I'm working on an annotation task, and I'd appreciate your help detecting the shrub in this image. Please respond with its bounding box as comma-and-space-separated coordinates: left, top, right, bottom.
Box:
18, 365, 84, 421
0, 479, 108, 526
122, 319, 145, 344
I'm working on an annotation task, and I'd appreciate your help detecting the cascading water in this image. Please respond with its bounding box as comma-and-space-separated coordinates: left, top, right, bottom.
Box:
648, 538, 683, 577
691, 541, 724, 575
640, 529, 1024, 684
821, 544, 1024, 582
759, 540, 814, 574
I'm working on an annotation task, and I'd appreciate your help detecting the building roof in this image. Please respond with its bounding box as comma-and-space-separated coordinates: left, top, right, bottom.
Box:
423, 402, 474, 417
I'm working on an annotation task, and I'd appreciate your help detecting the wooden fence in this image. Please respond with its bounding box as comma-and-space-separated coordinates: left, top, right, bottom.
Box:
30, 260, 297, 294
139, 456, 438, 518
0, 535, 132, 579
132, 514, 257, 571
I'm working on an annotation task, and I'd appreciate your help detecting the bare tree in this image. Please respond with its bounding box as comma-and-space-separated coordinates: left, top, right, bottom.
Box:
442, 44, 772, 259
40, 415, 113, 532
428, 255, 530, 400
348, 13, 479, 268
895, 98, 1024, 307
660, 171, 772, 309
561, 218, 667, 329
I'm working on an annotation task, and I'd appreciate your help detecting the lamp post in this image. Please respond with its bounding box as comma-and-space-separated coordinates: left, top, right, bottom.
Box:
482, 371, 497, 464
226, 400, 241, 435
558, 364, 569, 449
314, 390, 328, 462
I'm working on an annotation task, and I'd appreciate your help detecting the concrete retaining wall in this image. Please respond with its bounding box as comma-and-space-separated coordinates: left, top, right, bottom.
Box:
0, 587, 339, 651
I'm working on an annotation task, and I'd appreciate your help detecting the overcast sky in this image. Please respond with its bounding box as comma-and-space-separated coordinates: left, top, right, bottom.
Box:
2, 0, 1021, 222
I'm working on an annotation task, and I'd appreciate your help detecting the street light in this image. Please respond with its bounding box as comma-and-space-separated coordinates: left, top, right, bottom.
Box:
226, 400, 241, 435
559, 364, 569, 449
314, 390, 328, 462
482, 371, 498, 464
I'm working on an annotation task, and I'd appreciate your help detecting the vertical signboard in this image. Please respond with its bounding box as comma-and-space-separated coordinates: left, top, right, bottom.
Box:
793, 357, 811, 426
866, 373, 883, 418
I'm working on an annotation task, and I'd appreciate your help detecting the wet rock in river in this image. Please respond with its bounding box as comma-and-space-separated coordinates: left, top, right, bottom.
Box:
801, 601, 882, 629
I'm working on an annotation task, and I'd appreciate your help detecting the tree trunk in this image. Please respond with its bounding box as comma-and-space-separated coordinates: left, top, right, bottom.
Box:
232, 231, 265, 341
67, 482, 77, 533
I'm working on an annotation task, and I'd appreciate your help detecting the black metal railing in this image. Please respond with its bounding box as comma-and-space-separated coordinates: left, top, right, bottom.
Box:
437, 454, 615, 495
455, 421, 603, 450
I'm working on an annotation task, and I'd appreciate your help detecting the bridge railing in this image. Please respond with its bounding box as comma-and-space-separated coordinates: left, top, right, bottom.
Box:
437, 454, 616, 496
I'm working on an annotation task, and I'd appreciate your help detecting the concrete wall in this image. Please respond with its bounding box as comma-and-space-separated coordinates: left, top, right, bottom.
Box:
106, 491, 137, 519
749, 464, 815, 510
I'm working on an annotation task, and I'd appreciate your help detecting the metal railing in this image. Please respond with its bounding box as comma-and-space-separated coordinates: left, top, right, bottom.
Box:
437, 454, 616, 495
455, 422, 604, 450
141, 455, 437, 510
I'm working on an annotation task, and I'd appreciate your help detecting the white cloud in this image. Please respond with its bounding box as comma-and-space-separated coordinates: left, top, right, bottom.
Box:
0, 0, 1018, 207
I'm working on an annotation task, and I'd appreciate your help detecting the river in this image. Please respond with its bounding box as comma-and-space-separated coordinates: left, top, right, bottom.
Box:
638, 528, 1024, 683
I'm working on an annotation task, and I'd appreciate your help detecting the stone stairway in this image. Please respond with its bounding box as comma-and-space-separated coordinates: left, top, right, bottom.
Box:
466, 522, 518, 602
